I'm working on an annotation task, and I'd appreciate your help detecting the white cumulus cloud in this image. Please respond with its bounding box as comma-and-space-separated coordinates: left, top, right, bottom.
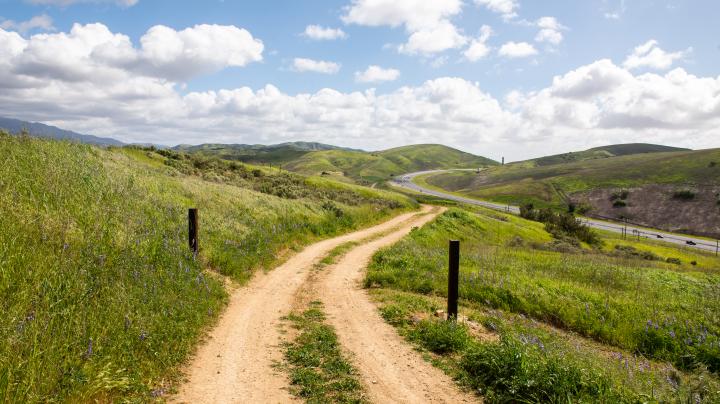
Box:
303, 25, 347, 40
398, 20, 467, 55
355, 65, 400, 83
0, 14, 55, 33
0, 24, 718, 160
292, 58, 341, 74
498, 41, 537, 58
463, 25, 493, 61
474, 0, 518, 20
623, 40, 690, 70
342, 0, 466, 55
534, 17, 565, 45
4, 23, 264, 83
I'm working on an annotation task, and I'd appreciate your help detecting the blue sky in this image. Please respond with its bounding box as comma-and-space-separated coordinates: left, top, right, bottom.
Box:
0, 0, 718, 160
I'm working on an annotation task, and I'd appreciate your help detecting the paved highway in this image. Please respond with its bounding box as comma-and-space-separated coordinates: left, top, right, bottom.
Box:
392, 170, 720, 255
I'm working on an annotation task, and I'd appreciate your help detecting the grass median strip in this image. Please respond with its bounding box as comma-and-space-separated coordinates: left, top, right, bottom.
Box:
282, 302, 368, 403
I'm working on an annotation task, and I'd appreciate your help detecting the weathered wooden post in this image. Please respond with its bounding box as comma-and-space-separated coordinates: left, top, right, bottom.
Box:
447, 240, 460, 321
189, 208, 198, 255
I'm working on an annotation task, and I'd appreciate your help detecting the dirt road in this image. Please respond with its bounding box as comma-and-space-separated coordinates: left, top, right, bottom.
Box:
173, 205, 445, 403
317, 208, 477, 403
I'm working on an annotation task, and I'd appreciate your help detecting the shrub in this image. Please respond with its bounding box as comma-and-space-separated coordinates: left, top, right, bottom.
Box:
520, 205, 601, 245
673, 190, 696, 200
575, 202, 592, 215
409, 320, 471, 354
612, 200, 627, 208
666, 257, 682, 265
709, 161, 717, 168
460, 337, 616, 402
613, 245, 661, 261
321, 201, 344, 218
610, 190, 630, 201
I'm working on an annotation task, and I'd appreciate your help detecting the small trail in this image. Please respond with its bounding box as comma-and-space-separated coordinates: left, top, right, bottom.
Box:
173, 206, 435, 404
318, 206, 479, 404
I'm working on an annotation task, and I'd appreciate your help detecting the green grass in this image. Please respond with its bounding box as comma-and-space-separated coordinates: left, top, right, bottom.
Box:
366, 207, 720, 381
283, 302, 367, 403
371, 289, 720, 403
316, 242, 360, 270
0, 133, 413, 401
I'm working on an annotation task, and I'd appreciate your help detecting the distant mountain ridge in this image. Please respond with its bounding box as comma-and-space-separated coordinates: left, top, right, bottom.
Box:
0, 116, 124, 146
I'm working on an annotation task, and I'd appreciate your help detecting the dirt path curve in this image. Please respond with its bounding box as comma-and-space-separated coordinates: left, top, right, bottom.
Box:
318, 206, 479, 404
173, 205, 435, 404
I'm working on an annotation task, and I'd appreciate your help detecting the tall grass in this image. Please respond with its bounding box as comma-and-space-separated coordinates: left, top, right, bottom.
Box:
373, 289, 720, 403
0, 133, 412, 401
367, 207, 720, 374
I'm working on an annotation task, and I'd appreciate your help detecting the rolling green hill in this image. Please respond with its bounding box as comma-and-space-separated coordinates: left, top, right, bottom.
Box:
285, 144, 498, 183
527, 143, 690, 167
0, 132, 414, 401
423, 147, 720, 236
172, 142, 358, 165
176, 143, 497, 184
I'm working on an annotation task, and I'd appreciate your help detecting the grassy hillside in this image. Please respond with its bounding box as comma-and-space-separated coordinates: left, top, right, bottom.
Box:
285, 144, 497, 184
172, 142, 356, 166
423, 148, 720, 236
367, 206, 720, 402
0, 132, 414, 401
529, 143, 690, 167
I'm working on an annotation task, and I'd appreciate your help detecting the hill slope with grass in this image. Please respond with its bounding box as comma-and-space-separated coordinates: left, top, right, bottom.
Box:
0, 132, 414, 402
172, 142, 357, 165
527, 143, 690, 167
423, 147, 720, 237
284, 144, 498, 184
368, 205, 720, 402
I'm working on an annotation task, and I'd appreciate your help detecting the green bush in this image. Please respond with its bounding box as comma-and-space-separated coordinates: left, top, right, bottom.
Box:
610, 190, 630, 201
460, 336, 618, 403
409, 320, 471, 354
520, 205, 601, 245
613, 245, 661, 261
673, 190, 696, 200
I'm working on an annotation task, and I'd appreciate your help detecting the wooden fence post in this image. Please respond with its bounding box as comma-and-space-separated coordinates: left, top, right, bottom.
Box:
447, 240, 460, 321
189, 208, 198, 255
